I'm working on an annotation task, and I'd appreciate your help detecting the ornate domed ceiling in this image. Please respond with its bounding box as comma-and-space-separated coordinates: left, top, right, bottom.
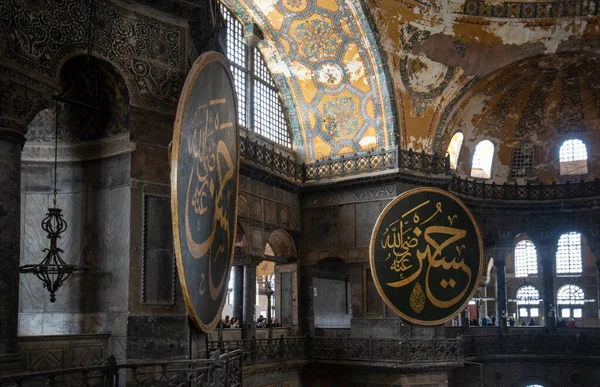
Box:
224, 0, 396, 162
440, 54, 600, 183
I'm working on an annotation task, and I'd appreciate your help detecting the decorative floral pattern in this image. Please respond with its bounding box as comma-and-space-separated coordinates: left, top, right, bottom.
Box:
322, 97, 360, 138
294, 19, 342, 62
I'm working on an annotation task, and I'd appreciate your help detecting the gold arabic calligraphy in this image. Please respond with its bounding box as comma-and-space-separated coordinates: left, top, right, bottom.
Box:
379, 200, 471, 312
184, 98, 234, 301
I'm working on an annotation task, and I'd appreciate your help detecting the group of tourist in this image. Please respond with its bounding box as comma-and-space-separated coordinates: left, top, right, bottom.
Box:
221, 315, 240, 328
220, 315, 283, 328
468, 315, 578, 327
256, 315, 280, 328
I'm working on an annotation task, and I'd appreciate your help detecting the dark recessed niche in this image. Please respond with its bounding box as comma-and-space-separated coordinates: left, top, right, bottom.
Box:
494, 371, 504, 382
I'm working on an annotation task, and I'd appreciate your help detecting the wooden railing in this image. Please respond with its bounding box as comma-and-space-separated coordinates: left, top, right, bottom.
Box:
450, 175, 600, 200
0, 350, 242, 387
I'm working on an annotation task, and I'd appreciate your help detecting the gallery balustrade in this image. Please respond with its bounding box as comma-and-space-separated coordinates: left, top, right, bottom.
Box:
239, 137, 452, 182
207, 336, 463, 365
450, 175, 600, 200
0, 350, 242, 387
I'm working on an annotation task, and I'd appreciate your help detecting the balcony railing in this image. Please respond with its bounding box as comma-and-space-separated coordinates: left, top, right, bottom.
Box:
450, 175, 600, 200
239, 137, 452, 183
240, 137, 304, 181
0, 350, 242, 387
208, 336, 462, 365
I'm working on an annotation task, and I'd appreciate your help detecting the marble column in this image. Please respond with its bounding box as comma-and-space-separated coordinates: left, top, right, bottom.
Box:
0, 129, 26, 371
540, 245, 556, 332
492, 249, 509, 332
0, 67, 52, 371
242, 259, 259, 339
596, 256, 600, 320
244, 24, 262, 133
232, 265, 244, 323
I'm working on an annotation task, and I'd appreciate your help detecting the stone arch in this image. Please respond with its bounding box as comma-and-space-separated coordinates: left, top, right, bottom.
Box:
265, 229, 296, 259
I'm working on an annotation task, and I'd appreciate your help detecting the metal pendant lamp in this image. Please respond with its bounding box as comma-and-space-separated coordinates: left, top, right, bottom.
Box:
20, 98, 82, 302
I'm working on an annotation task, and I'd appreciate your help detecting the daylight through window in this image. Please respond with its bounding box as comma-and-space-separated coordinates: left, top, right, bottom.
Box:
220, 4, 291, 147
556, 232, 583, 275
559, 139, 587, 175
470, 140, 494, 179
514, 240, 538, 278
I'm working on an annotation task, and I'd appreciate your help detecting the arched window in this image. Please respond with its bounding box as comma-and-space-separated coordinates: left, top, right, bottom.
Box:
556, 232, 583, 275
514, 240, 538, 278
446, 132, 464, 170
221, 5, 292, 147
510, 141, 538, 178
557, 285, 584, 319
470, 140, 494, 179
516, 286, 540, 321
559, 139, 587, 175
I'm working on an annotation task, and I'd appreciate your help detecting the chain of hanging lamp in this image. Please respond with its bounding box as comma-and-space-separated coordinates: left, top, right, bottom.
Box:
20, 99, 81, 303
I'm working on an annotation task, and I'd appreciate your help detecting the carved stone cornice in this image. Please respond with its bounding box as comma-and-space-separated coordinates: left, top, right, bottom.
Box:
1, 0, 186, 114
0, 65, 54, 134
22, 134, 136, 162
487, 247, 512, 266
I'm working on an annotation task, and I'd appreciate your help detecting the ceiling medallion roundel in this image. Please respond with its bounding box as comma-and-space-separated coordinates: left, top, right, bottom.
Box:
171, 52, 239, 333
280, 0, 310, 13
369, 187, 483, 325
315, 61, 345, 90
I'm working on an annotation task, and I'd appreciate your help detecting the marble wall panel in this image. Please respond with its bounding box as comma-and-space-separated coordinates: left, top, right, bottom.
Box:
126, 315, 187, 359
355, 201, 381, 248
339, 204, 356, 249
142, 194, 175, 305
20, 193, 51, 313
301, 208, 314, 252
85, 187, 131, 313
314, 206, 339, 250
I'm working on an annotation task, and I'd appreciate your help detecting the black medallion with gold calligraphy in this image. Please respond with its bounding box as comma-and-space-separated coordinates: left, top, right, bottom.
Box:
370, 187, 483, 325
171, 52, 238, 333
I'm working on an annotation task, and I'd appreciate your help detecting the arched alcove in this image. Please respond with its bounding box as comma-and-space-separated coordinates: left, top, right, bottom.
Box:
19, 56, 133, 342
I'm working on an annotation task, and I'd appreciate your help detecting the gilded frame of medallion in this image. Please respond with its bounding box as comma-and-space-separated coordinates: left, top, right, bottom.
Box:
171, 52, 240, 333
369, 187, 484, 326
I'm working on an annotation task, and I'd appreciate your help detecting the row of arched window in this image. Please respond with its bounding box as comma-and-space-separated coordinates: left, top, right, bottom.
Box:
446, 133, 589, 178
514, 232, 584, 277
515, 284, 584, 320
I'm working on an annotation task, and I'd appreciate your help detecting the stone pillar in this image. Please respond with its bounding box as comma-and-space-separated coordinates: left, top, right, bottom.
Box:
0, 129, 26, 371
243, 24, 263, 133
232, 265, 244, 322
242, 259, 260, 339
596, 256, 600, 319
540, 245, 556, 332
492, 249, 509, 332
0, 67, 52, 371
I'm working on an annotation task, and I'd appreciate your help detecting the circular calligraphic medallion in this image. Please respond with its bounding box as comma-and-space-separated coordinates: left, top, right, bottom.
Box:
171, 52, 238, 332
369, 187, 483, 325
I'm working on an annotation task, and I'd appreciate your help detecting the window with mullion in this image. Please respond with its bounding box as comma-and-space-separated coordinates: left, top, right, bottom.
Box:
220, 4, 291, 148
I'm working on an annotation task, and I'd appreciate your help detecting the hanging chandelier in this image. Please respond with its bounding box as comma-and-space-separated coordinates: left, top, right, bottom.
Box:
20, 98, 83, 303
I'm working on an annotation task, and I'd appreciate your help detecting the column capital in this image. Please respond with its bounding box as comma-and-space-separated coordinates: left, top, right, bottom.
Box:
244, 23, 263, 48
0, 65, 55, 135
0, 128, 27, 149
487, 247, 511, 265
234, 253, 263, 267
